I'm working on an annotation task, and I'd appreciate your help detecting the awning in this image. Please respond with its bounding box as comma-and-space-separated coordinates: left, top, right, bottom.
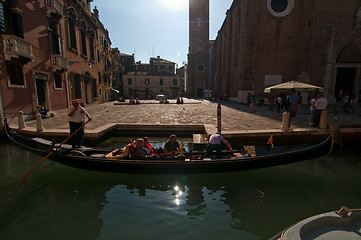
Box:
264, 81, 323, 93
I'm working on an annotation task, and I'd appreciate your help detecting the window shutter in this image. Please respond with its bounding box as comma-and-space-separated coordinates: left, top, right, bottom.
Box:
12, 14, 24, 38
0, 3, 5, 34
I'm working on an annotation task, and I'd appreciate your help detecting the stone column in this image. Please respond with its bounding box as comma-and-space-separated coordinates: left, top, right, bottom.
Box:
281, 112, 290, 131
35, 113, 44, 132
17, 111, 26, 129
319, 111, 328, 129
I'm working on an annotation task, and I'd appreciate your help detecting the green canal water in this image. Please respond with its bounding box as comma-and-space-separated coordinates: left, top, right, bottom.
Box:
0, 139, 360, 240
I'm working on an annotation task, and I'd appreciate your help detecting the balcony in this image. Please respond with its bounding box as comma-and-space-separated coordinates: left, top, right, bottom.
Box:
51, 54, 68, 71
2, 35, 34, 62
45, 0, 63, 17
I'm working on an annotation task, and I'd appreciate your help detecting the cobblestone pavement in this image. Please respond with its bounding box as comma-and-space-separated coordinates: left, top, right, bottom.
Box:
11, 98, 361, 132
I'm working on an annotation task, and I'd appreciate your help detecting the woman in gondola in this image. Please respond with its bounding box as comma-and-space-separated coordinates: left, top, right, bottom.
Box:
132, 139, 152, 159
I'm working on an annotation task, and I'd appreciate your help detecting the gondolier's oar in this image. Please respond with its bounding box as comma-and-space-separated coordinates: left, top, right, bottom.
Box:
0, 119, 91, 191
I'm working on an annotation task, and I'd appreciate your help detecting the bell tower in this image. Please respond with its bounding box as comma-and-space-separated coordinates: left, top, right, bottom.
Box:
188, 0, 209, 97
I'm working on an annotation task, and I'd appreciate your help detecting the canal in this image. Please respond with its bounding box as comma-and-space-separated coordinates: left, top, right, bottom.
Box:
0, 139, 360, 240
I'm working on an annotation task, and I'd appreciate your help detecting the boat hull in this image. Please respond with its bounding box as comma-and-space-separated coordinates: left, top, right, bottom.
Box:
3, 121, 333, 174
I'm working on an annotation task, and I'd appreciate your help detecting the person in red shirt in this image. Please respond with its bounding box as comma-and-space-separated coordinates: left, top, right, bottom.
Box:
143, 137, 155, 155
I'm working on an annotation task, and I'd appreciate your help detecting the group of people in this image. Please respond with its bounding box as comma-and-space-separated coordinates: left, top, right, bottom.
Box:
104, 132, 234, 160
105, 134, 182, 160
37, 103, 49, 119
274, 92, 303, 115
129, 97, 140, 105
309, 93, 328, 127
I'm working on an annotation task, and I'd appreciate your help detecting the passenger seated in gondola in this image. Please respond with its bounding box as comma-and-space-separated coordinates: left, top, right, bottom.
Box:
132, 138, 152, 159
105, 146, 130, 159
105, 140, 135, 160
164, 134, 180, 155
143, 137, 156, 155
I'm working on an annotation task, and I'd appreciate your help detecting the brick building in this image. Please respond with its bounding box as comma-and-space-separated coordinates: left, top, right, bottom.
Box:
0, 0, 68, 118
123, 56, 181, 99
0, 0, 113, 120
111, 48, 135, 97
190, 0, 361, 103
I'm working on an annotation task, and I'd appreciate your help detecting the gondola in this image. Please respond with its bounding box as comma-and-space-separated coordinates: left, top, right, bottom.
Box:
3, 120, 333, 174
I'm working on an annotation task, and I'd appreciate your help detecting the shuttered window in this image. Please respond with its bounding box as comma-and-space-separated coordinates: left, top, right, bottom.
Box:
12, 13, 23, 38
0, 3, 5, 34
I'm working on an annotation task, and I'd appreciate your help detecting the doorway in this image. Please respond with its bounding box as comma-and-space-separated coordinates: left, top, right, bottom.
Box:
334, 68, 355, 101
73, 74, 82, 99
36, 79, 46, 106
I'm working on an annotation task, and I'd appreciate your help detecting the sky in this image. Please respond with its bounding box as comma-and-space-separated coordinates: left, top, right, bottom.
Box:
91, 0, 233, 67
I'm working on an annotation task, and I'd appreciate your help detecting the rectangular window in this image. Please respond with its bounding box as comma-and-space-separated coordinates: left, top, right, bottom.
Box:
103, 74, 107, 84
0, 3, 6, 34
7, 63, 24, 86
145, 78, 150, 85
160, 79, 163, 86
128, 79, 132, 85
98, 71, 101, 83
12, 14, 24, 39
68, 15, 77, 50
173, 78, 178, 86
80, 31, 87, 56
54, 72, 62, 89
89, 36, 95, 61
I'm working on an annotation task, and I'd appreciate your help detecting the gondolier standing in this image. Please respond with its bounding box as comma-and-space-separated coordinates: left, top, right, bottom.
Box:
67, 99, 92, 148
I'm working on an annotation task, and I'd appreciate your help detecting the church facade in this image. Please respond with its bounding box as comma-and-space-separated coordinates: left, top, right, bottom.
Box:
189, 0, 361, 103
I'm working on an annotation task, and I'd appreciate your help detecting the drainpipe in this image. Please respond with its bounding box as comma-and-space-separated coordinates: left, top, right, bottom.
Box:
0, 89, 4, 132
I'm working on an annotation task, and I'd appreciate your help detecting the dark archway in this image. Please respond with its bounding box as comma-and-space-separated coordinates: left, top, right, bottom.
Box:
334, 44, 361, 101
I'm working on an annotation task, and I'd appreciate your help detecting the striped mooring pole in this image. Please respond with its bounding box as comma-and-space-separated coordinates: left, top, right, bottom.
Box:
217, 103, 221, 133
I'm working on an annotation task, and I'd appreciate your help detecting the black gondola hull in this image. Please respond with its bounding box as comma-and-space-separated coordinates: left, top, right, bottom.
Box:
3, 121, 333, 174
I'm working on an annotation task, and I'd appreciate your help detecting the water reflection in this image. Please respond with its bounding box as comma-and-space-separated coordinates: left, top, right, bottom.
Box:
0, 141, 360, 240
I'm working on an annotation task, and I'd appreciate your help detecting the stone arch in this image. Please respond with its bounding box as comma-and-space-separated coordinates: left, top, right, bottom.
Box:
331, 32, 361, 102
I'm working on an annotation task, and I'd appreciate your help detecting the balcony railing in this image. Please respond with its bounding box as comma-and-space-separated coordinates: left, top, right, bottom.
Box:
45, 0, 63, 17
2, 35, 34, 62
51, 54, 68, 71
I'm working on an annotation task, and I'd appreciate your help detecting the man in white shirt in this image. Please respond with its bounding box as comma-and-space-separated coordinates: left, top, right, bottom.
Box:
67, 99, 92, 148
204, 132, 233, 158
313, 94, 328, 127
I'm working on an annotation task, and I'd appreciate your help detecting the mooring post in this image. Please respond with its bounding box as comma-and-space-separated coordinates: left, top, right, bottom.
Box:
319, 111, 328, 129
17, 111, 26, 129
281, 111, 290, 131
35, 113, 44, 132
217, 103, 221, 133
